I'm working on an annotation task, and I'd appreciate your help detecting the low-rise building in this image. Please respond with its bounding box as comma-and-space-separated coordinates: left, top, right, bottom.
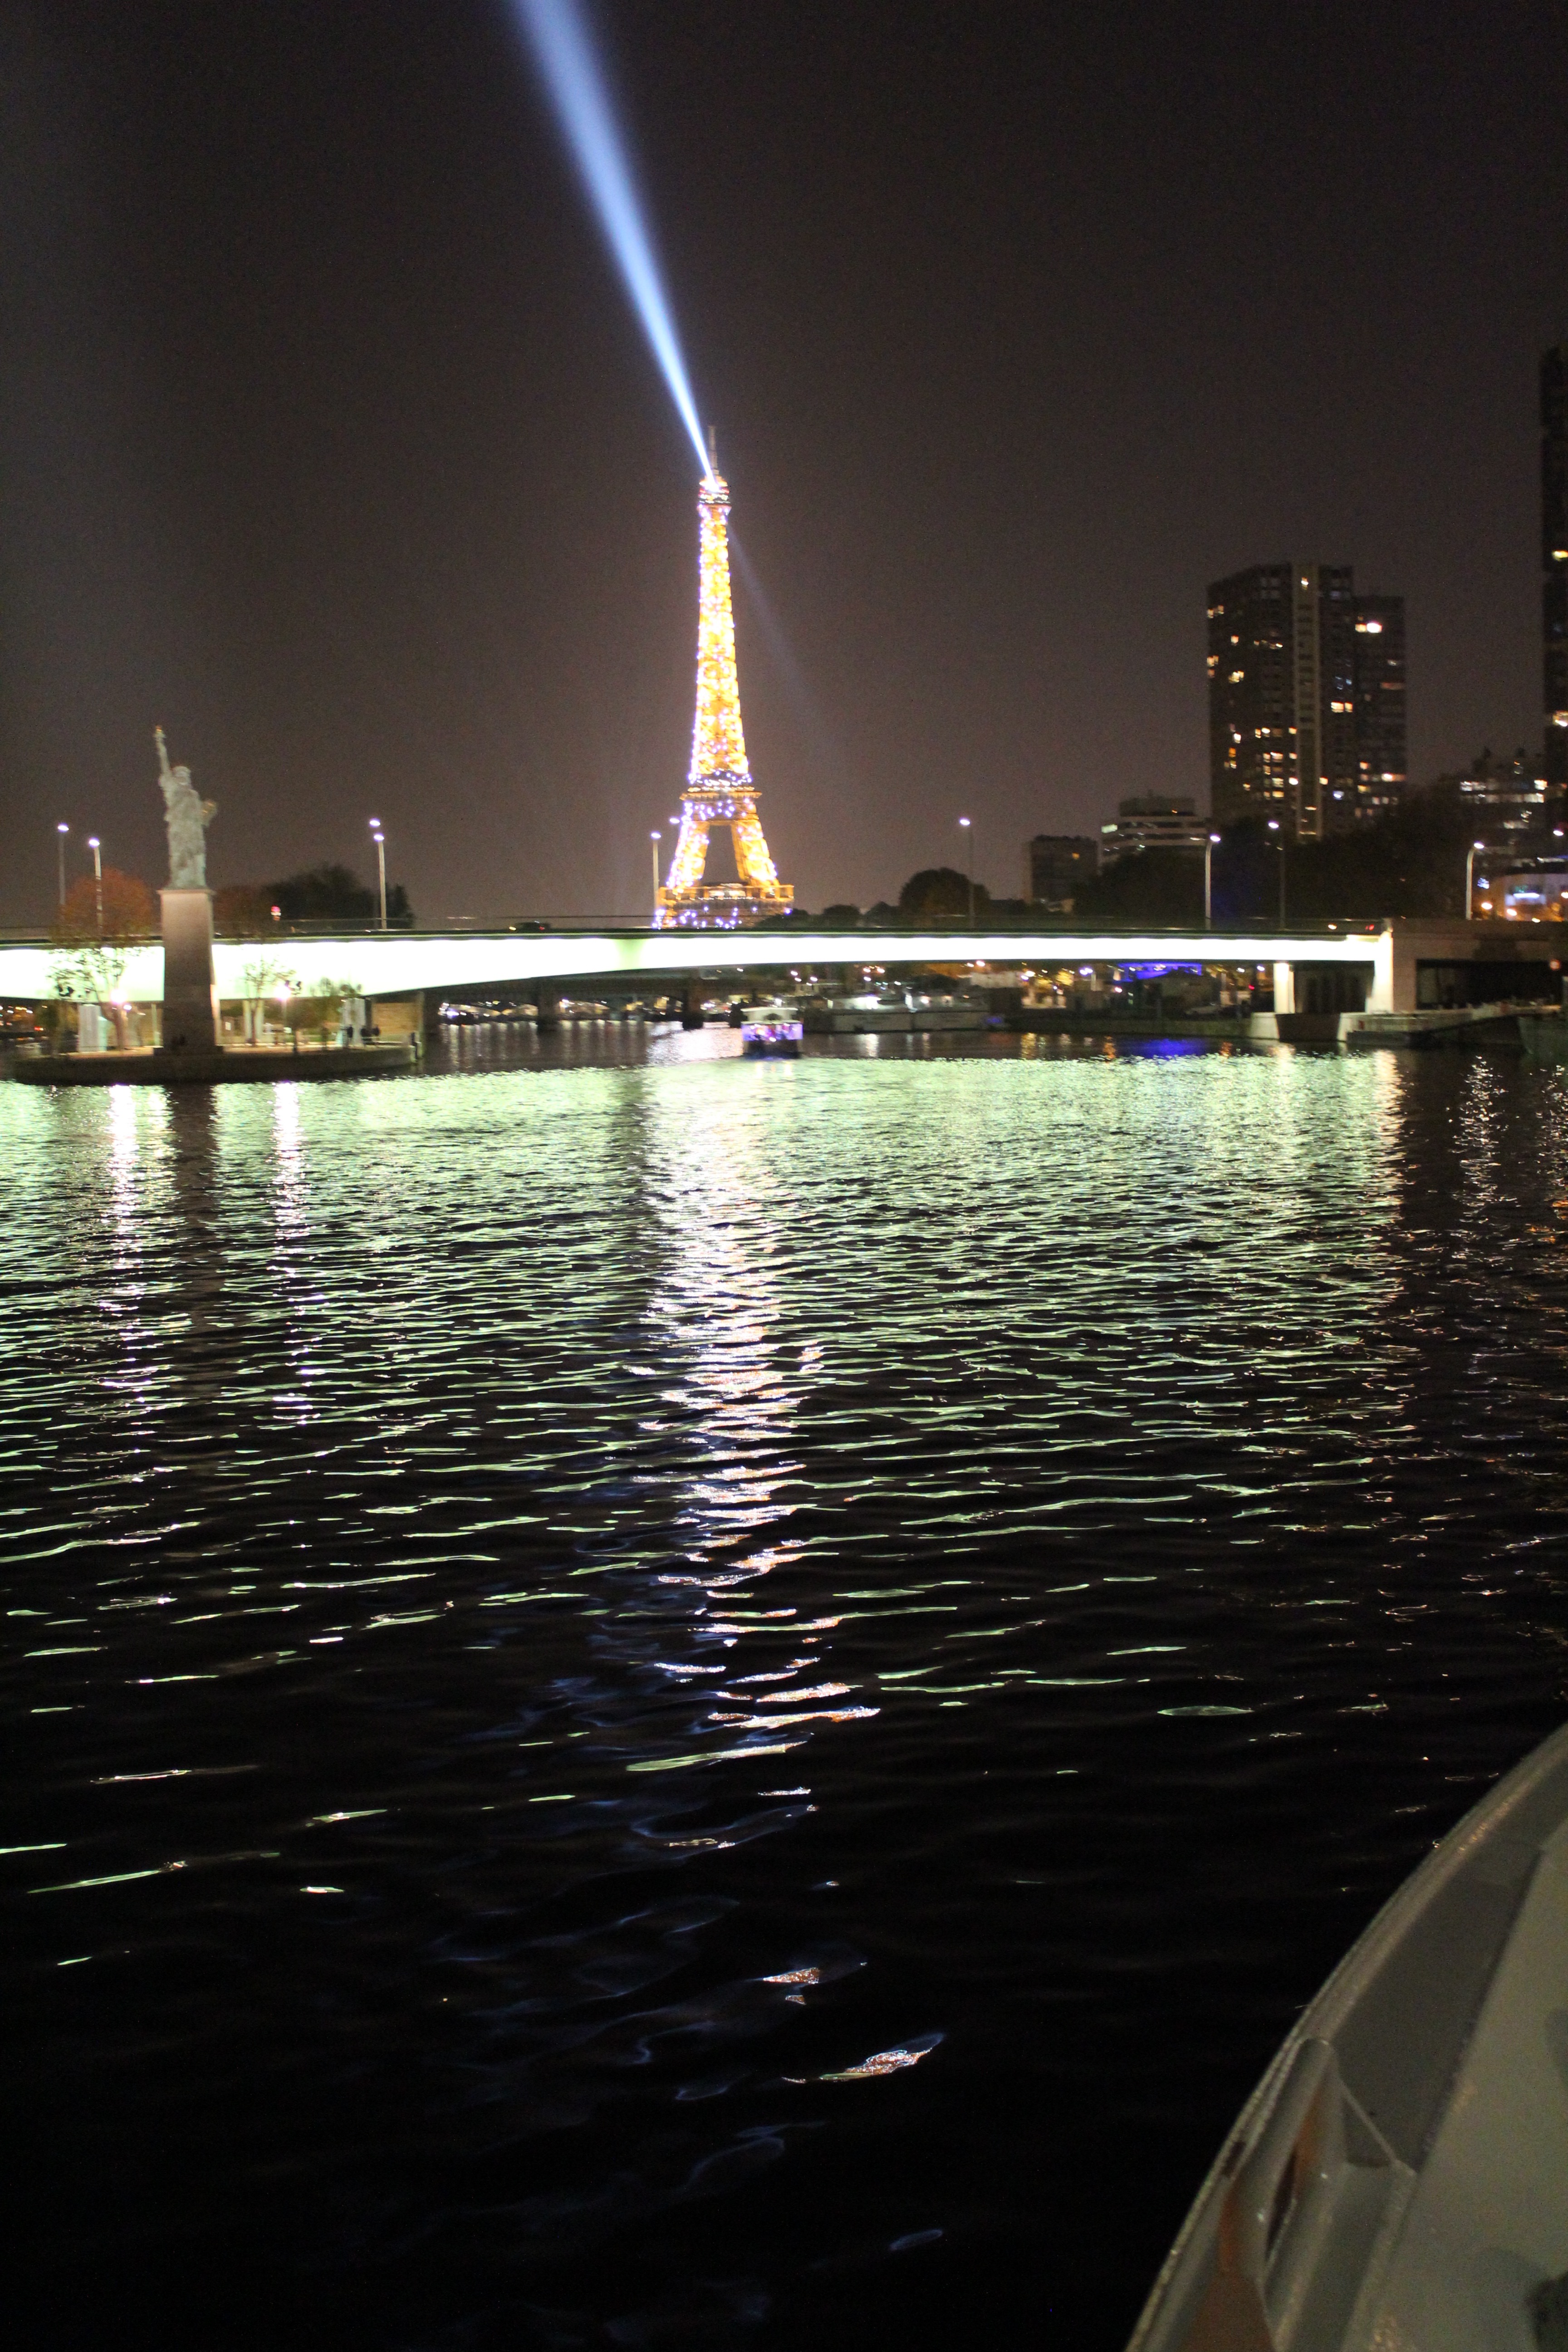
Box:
1099, 795, 1208, 862
1025, 834, 1099, 906
1474, 858, 1568, 921
1458, 749, 1550, 843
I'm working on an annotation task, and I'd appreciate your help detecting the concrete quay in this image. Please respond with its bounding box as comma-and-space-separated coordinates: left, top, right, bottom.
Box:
12, 1043, 415, 1086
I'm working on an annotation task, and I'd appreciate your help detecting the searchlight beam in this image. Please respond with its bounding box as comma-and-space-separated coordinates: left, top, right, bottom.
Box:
510, 0, 709, 473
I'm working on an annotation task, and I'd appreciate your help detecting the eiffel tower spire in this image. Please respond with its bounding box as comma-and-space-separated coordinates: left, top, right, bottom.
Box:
655, 441, 793, 929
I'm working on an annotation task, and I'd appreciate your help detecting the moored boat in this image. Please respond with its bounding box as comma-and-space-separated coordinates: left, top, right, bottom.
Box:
740, 1009, 803, 1058
1128, 1721, 1568, 2352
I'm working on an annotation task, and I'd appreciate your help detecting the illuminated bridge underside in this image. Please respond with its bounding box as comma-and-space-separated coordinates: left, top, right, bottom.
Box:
0, 923, 1543, 1017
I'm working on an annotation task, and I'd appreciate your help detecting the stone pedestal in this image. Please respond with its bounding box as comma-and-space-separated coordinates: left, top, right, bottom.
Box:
160, 887, 219, 1053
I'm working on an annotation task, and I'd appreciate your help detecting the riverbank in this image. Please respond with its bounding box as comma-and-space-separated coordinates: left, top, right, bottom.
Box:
10, 1041, 416, 1085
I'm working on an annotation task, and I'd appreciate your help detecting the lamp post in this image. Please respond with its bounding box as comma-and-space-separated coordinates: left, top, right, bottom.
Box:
56, 822, 69, 909
1465, 839, 1486, 918
88, 836, 103, 936
650, 831, 662, 916
958, 815, 974, 926
1205, 832, 1221, 930
1266, 819, 1285, 925
369, 819, 387, 930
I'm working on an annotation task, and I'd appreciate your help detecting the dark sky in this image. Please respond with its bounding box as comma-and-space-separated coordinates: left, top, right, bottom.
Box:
2, 0, 1565, 926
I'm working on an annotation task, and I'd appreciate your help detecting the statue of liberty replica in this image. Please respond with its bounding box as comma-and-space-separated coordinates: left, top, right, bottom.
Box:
156, 725, 216, 886
155, 726, 219, 1052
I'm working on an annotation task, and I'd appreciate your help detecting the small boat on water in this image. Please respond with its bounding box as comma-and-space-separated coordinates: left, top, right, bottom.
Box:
1129, 1721, 1568, 2352
740, 1009, 803, 1058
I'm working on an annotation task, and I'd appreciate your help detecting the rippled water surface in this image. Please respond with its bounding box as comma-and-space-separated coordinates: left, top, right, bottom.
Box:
6, 1032, 1568, 2351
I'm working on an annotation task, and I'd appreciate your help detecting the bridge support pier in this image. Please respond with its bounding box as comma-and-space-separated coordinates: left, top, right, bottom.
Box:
681, 979, 705, 1030
1273, 961, 1296, 1016
535, 981, 560, 1034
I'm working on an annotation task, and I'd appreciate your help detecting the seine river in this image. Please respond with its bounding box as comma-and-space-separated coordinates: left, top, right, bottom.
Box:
5, 1029, 1568, 2351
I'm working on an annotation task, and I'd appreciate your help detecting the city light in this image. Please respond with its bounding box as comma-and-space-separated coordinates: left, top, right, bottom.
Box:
508, 0, 708, 472
1466, 839, 1487, 917
369, 819, 387, 930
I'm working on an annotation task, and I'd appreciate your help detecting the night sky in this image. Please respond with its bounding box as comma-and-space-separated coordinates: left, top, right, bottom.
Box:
2, 0, 1565, 927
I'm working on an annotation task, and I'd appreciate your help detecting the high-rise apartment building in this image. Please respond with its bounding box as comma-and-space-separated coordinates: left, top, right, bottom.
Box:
1207, 564, 1406, 838
1543, 344, 1568, 787
1351, 595, 1406, 807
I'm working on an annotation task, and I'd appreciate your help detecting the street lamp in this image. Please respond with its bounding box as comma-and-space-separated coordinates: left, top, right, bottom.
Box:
87, 836, 103, 936
368, 819, 387, 930
1465, 839, 1486, 918
55, 822, 69, 909
1204, 832, 1221, 930
958, 815, 974, 926
1266, 819, 1285, 925
650, 831, 662, 913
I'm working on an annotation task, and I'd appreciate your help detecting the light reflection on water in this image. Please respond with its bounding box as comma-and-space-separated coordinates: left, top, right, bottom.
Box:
3, 1038, 1568, 2350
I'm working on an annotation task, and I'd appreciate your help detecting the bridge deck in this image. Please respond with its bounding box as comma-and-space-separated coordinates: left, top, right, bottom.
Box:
0, 920, 1557, 1020
0, 924, 1390, 1005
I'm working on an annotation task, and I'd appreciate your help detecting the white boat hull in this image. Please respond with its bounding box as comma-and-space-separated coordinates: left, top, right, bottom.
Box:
1128, 1723, 1568, 2352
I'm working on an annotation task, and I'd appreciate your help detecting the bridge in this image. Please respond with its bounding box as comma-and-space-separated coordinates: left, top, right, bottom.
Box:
0, 916, 1558, 1017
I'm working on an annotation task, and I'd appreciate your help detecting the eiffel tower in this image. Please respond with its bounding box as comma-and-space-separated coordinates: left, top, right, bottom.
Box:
655, 435, 793, 928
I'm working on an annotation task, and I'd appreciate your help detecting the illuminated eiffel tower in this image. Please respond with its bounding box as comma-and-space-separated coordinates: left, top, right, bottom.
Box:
655, 435, 793, 928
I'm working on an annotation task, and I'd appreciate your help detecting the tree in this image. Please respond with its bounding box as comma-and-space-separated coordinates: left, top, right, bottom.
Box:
750, 905, 814, 929
818, 903, 862, 926
237, 954, 299, 1046
212, 885, 278, 936
1073, 848, 1205, 927
898, 867, 993, 923
267, 864, 375, 921
49, 940, 127, 1008
51, 868, 155, 945
1268, 780, 1480, 921
264, 865, 415, 925
47, 871, 150, 1047
298, 975, 364, 1045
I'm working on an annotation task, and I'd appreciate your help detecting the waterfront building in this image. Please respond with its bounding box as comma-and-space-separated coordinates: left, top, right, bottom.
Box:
1459, 747, 1549, 844
1543, 343, 1568, 787
1099, 794, 1208, 862
655, 442, 793, 930
1207, 563, 1406, 839
1025, 833, 1099, 906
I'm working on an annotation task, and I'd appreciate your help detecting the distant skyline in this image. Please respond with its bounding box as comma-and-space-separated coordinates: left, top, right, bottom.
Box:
1, 0, 1566, 925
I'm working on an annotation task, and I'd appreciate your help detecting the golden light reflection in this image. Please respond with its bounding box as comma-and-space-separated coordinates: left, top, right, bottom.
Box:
642, 1078, 872, 1765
